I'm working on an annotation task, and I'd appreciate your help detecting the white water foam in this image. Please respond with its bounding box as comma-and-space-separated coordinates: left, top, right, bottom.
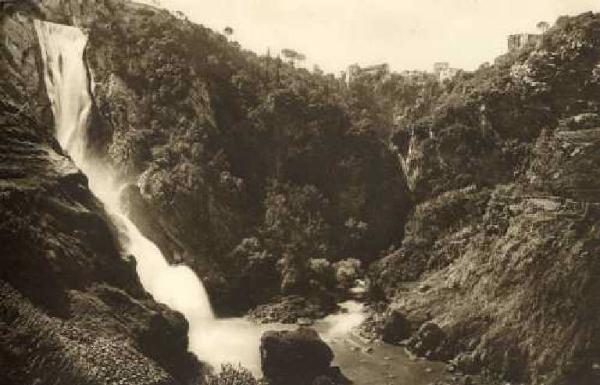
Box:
35, 16, 215, 356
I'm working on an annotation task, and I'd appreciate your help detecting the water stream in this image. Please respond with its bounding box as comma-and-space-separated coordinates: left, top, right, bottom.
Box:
35, 16, 220, 364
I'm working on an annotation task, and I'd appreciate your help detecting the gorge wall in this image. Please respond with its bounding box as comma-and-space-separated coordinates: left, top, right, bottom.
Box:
370, 12, 600, 385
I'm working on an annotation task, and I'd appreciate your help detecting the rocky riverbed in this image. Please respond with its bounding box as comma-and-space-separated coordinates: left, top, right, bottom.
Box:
205, 301, 459, 385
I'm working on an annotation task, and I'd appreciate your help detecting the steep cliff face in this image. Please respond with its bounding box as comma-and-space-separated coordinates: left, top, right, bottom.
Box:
370, 12, 600, 385
0, 5, 200, 385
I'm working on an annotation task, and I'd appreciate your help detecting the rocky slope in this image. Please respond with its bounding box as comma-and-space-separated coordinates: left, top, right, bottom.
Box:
370, 12, 600, 385
0, 3, 200, 384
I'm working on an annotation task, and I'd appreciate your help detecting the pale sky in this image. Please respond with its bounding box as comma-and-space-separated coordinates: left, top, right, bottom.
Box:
138, 0, 600, 74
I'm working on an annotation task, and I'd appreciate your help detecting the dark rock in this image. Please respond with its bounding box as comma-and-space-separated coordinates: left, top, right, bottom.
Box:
408, 322, 449, 360
381, 308, 412, 344
314, 367, 350, 385
453, 352, 481, 375
298, 317, 315, 326
260, 328, 335, 385
312, 375, 336, 385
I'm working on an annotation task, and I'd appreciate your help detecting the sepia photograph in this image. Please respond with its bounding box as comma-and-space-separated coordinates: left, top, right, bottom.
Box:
1, 0, 600, 384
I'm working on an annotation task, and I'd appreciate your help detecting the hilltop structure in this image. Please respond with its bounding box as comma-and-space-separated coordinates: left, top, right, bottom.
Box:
508, 33, 542, 51
346, 63, 390, 83
433, 62, 460, 82
345, 62, 459, 85
399, 70, 430, 82
433, 62, 449, 76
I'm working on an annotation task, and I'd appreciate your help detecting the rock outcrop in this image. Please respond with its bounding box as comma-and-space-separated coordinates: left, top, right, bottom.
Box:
260, 328, 346, 385
0, 4, 200, 384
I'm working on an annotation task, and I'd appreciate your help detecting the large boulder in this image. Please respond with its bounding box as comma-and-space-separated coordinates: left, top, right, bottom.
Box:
260, 328, 342, 385
381, 308, 412, 344
408, 322, 450, 360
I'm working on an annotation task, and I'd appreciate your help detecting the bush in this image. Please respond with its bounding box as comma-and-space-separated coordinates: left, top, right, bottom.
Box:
261, 182, 330, 294
333, 258, 362, 289
309, 258, 336, 289
206, 364, 260, 385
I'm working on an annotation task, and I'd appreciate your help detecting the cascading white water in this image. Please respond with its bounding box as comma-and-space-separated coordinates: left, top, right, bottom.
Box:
34, 19, 286, 374
34, 16, 217, 357
34, 19, 367, 376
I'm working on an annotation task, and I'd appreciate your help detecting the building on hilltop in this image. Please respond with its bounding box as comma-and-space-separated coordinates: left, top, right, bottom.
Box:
433, 62, 449, 77
399, 70, 431, 82
346, 63, 390, 84
439, 67, 460, 82
508, 33, 542, 51
433, 62, 460, 82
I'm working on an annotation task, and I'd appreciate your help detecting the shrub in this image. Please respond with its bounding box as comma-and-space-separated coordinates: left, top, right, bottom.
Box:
333, 258, 362, 289
206, 364, 260, 385
309, 258, 336, 289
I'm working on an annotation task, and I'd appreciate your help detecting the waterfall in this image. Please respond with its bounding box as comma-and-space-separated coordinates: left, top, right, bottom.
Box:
34, 19, 366, 376
34, 19, 281, 375
34, 17, 216, 357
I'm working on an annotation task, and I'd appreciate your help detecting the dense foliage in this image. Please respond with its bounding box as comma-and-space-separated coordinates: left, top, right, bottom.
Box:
85, 0, 412, 313
206, 364, 260, 385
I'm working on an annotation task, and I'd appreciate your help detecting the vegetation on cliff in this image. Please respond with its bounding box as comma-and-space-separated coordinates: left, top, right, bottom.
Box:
82, 0, 412, 314
370, 11, 600, 385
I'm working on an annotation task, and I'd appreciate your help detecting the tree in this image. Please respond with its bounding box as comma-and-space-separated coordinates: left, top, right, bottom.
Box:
536, 21, 550, 34
264, 48, 271, 82
281, 48, 306, 67
223, 26, 234, 38
207, 364, 258, 385
261, 182, 330, 294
